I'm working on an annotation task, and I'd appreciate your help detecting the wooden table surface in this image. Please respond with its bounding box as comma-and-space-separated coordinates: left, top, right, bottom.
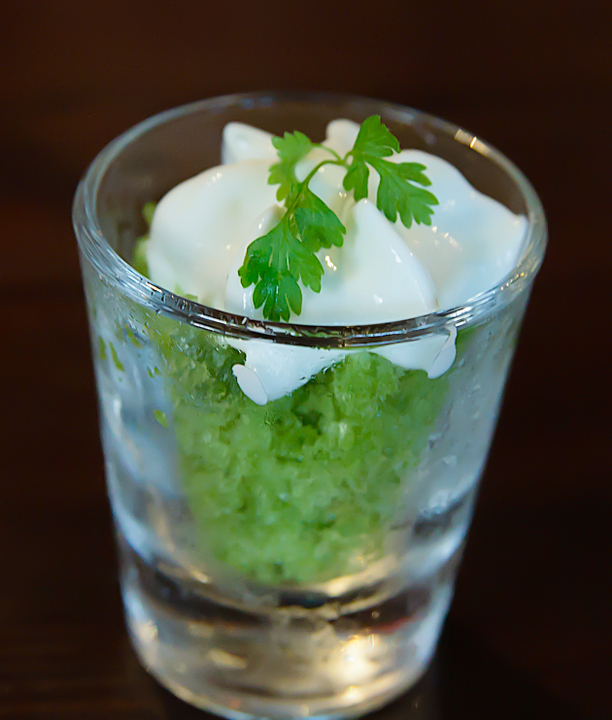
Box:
1, 2, 611, 718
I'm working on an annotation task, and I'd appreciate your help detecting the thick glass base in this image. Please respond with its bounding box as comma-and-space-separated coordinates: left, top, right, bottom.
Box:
119, 539, 459, 720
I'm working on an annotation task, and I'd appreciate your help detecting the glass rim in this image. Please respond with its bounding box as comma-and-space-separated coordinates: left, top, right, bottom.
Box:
72, 90, 547, 349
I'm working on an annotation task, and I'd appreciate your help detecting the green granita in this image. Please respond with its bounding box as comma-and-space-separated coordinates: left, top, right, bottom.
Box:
143, 310, 449, 585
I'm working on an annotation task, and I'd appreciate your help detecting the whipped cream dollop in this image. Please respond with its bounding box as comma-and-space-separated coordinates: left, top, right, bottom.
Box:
145, 120, 527, 404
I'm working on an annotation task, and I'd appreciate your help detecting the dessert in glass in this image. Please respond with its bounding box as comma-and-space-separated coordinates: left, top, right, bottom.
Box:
73, 92, 546, 720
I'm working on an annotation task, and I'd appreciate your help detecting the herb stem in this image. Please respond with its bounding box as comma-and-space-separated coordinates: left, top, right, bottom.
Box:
312, 143, 344, 162
286, 158, 346, 213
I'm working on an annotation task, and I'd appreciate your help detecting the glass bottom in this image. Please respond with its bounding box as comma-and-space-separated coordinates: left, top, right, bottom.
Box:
118, 537, 462, 720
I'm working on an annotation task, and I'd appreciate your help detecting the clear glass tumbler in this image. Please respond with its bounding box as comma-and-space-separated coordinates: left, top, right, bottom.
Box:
73, 93, 546, 720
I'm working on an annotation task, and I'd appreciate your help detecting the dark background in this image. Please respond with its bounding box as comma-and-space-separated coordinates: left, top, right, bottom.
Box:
1, 2, 611, 718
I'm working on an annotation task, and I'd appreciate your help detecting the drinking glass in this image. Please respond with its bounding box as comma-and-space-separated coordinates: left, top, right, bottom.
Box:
73, 92, 546, 720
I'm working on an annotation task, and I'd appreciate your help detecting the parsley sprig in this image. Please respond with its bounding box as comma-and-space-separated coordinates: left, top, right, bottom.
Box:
238, 115, 438, 321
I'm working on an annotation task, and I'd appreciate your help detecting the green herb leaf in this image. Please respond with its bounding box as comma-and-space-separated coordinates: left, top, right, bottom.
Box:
294, 188, 345, 252
344, 115, 438, 226
367, 158, 438, 227
238, 114, 438, 321
342, 160, 370, 202
269, 131, 313, 203
350, 114, 400, 159
239, 219, 325, 321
